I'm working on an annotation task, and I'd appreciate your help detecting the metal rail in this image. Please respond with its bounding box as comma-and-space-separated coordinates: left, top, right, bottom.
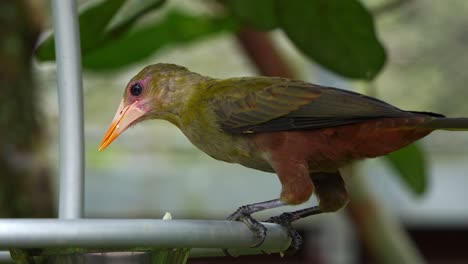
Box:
0, 219, 289, 251
0, 251, 12, 262
52, 0, 84, 219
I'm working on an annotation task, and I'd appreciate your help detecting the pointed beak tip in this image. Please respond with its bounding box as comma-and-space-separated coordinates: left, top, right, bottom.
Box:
97, 129, 113, 152
99, 100, 147, 153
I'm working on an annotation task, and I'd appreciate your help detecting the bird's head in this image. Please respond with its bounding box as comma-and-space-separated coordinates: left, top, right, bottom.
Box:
98, 63, 205, 151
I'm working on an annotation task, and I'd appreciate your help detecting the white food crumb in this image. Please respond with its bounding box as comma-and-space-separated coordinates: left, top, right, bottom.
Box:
162, 212, 172, 220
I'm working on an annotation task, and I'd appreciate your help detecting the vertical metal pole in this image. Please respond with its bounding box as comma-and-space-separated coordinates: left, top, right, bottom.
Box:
51, 0, 84, 219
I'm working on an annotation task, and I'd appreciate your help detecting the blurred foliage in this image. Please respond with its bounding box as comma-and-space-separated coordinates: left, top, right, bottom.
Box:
11, 247, 191, 264
385, 144, 427, 195
36, 0, 385, 78
226, 0, 386, 79
81, 10, 236, 70
36, 0, 234, 70
34, 0, 426, 195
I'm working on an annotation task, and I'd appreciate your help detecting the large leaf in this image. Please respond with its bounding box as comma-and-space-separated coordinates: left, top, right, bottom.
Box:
276, 0, 386, 80
224, 0, 277, 30
384, 143, 427, 196
81, 10, 237, 70
35, 0, 166, 61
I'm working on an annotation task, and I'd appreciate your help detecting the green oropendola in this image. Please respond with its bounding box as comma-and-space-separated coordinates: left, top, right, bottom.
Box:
98, 63, 468, 251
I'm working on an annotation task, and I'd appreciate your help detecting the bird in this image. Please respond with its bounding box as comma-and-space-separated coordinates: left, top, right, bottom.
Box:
98, 63, 468, 252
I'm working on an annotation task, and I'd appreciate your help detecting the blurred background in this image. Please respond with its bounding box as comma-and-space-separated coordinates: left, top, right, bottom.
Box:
2, 0, 468, 263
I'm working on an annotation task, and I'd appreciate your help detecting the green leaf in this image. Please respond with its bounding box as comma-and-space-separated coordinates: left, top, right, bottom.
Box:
36, 0, 127, 61
35, 0, 166, 61
384, 143, 427, 195
81, 10, 237, 70
276, 0, 386, 79
224, 0, 277, 30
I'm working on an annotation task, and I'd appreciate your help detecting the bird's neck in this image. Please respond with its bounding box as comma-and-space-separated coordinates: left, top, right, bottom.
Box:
156, 73, 213, 127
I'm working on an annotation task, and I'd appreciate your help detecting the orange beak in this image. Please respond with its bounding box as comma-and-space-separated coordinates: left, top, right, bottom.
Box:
98, 99, 146, 151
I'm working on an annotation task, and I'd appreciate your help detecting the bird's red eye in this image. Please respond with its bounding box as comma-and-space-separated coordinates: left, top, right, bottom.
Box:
130, 83, 143, 96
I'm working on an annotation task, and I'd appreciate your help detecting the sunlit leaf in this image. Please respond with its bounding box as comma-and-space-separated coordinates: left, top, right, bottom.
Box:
105, 0, 166, 35
276, 0, 386, 79
384, 143, 427, 195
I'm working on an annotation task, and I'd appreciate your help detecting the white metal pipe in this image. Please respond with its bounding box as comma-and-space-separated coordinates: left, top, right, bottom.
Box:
51, 0, 84, 218
0, 251, 12, 263
0, 219, 289, 251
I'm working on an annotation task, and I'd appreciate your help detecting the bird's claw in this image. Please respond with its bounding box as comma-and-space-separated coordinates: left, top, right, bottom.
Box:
265, 212, 303, 254
227, 206, 267, 248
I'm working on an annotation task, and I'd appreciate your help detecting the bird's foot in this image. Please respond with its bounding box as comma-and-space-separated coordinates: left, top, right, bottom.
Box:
224, 199, 285, 255
265, 212, 303, 255
227, 206, 267, 248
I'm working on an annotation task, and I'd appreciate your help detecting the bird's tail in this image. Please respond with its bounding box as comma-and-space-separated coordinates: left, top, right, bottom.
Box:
419, 117, 468, 131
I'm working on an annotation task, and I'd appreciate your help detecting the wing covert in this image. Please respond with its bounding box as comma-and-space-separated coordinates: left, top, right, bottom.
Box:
210, 77, 322, 131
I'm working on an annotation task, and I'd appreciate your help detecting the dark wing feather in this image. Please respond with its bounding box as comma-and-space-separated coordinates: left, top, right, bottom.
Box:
209, 77, 413, 134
